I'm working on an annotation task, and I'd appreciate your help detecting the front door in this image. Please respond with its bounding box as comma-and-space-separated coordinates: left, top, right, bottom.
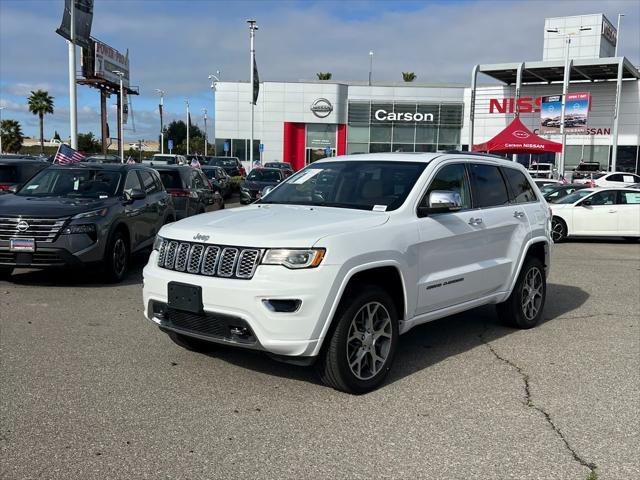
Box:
572, 190, 618, 235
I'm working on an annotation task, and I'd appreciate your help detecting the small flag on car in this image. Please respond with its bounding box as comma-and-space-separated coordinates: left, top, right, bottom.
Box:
560, 176, 568, 184
127, 156, 135, 164
54, 143, 85, 165
253, 160, 261, 169
190, 158, 201, 168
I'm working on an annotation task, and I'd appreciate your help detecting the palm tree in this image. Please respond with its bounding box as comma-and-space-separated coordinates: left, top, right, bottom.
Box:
402, 72, 417, 82
27, 90, 54, 153
0, 119, 25, 153
317, 72, 332, 80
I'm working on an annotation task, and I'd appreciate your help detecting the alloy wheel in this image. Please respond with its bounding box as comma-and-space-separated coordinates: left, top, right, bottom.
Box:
521, 267, 543, 321
346, 302, 393, 380
112, 238, 127, 277
551, 219, 565, 242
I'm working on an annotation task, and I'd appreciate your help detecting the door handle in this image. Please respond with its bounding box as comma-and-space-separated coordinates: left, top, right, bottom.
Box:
468, 217, 483, 226
608, 209, 617, 213
513, 211, 525, 219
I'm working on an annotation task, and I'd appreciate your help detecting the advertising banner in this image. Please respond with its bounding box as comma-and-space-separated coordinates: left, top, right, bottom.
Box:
94, 40, 130, 88
56, 0, 94, 49
540, 93, 589, 134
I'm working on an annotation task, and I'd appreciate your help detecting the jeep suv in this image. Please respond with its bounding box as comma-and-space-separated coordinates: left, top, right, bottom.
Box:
0, 163, 175, 282
143, 153, 552, 393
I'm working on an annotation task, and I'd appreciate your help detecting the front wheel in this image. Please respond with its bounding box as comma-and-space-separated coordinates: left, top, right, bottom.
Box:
316, 285, 399, 394
103, 230, 129, 283
551, 217, 567, 243
497, 257, 546, 329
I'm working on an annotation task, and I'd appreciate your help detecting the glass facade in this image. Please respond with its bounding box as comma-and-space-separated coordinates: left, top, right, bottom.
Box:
347, 101, 464, 154
215, 138, 261, 161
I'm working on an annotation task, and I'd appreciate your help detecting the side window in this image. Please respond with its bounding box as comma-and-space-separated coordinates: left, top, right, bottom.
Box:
421, 163, 471, 210
123, 171, 142, 195
139, 170, 158, 194
618, 191, 640, 204
608, 174, 623, 182
151, 171, 164, 191
587, 191, 616, 205
191, 171, 204, 189
502, 167, 538, 204
469, 163, 509, 208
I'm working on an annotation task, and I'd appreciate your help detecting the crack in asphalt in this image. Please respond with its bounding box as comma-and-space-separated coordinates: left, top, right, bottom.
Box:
479, 326, 598, 476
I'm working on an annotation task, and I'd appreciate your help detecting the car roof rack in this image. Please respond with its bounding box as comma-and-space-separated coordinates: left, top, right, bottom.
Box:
440, 150, 507, 160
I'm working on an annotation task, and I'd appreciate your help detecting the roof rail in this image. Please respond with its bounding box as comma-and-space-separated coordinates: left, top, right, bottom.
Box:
442, 150, 506, 160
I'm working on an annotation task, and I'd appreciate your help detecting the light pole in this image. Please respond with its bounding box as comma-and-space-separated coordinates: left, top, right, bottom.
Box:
113, 70, 125, 163
185, 98, 190, 155
208, 71, 220, 154
0, 106, 4, 154
248, 20, 258, 170
202, 108, 208, 156
368, 51, 374, 86
546, 26, 591, 177
68, 0, 77, 149
155, 89, 165, 154
615, 14, 624, 56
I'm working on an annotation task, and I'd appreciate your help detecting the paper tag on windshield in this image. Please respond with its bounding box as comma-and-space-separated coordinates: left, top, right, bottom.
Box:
372, 205, 387, 212
291, 169, 322, 184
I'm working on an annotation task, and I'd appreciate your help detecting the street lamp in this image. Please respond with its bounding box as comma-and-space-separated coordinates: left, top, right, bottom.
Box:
615, 14, 624, 56
0, 106, 5, 154
185, 98, 190, 155
208, 71, 220, 153
112, 70, 125, 163
545, 26, 591, 177
368, 51, 374, 86
155, 89, 165, 154
202, 108, 208, 156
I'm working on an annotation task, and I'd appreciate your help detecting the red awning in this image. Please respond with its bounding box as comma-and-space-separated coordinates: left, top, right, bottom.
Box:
472, 117, 562, 154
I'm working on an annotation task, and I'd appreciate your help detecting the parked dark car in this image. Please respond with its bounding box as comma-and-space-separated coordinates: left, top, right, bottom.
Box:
205, 156, 246, 177
0, 157, 50, 194
201, 165, 232, 199
84, 154, 121, 163
542, 184, 589, 203
0, 163, 175, 282
264, 162, 294, 177
152, 165, 223, 219
240, 167, 285, 204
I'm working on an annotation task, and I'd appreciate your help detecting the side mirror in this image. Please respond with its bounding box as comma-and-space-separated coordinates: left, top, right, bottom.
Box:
580, 200, 591, 207
418, 191, 463, 217
124, 188, 146, 202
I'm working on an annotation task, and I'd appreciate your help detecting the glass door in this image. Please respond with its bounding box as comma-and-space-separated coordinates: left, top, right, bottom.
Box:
306, 148, 335, 165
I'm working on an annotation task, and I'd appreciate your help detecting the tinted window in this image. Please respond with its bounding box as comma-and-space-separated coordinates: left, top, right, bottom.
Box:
140, 170, 160, 194
587, 191, 616, 205
421, 163, 471, 210
607, 174, 623, 182
247, 169, 282, 182
158, 170, 183, 189
556, 190, 593, 204
469, 163, 509, 208
0, 165, 17, 183
620, 191, 640, 204
123, 171, 142, 194
503, 168, 537, 203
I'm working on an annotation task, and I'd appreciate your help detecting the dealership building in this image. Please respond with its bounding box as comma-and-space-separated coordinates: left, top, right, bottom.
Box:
214, 13, 639, 173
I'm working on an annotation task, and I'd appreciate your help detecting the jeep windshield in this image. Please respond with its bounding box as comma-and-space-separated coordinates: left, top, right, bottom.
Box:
259, 161, 426, 211
17, 168, 122, 198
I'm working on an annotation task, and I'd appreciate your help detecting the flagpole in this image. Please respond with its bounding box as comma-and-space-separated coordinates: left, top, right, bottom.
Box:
185, 98, 190, 156
68, 0, 78, 149
247, 20, 257, 171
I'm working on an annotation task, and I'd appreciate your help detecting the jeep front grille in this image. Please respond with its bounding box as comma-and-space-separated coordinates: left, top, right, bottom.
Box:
157, 239, 262, 280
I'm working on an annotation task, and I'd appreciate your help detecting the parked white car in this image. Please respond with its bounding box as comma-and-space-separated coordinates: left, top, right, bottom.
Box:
550, 187, 640, 242
528, 162, 557, 179
593, 172, 640, 188
143, 152, 552, 393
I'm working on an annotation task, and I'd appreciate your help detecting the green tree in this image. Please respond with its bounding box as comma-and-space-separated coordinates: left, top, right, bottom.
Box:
316, 72, 332, 80
27, 89, 54, 153
402, 72, 417, 82
53, 130, 61, 141
0, 119, 24, 153
77, 132, 101, 153
163, 120, 204, 154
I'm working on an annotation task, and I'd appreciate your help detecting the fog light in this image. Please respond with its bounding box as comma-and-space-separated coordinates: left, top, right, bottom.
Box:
229, 326, 250, 337
262, 299, 302, 313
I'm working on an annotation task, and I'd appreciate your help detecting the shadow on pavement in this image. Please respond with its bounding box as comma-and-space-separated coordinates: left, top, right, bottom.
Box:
192, 283, 590, 391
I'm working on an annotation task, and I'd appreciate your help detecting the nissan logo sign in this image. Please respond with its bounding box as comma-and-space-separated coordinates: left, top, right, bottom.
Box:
513, 130, 530, 139
17, 220, 29, 232
310, 98, 333, 118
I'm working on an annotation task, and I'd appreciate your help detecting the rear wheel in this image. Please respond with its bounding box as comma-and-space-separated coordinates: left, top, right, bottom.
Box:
497, 257, 546, 329
165, 330, 214, 353
316, 285, 399, 394
551, 217, 567, 243
103, 230, 129, 283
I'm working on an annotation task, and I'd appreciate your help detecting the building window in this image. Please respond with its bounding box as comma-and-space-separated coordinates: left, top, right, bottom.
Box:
616, 146, 639, 173
306, 124, 336, 149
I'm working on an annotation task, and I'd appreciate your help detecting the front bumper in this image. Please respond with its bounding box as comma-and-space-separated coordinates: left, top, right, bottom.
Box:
143, 251, 339, 357
0, 233, 106, 268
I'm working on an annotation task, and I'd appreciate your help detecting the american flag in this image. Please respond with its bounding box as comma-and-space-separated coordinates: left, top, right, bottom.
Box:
54, 144, 85, 165
190, 158, 201, 168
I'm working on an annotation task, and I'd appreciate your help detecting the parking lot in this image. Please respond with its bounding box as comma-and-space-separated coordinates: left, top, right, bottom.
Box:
1, 240, 638, 480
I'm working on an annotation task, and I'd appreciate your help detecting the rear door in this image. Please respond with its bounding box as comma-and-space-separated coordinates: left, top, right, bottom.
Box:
616, 190, 640, 235
572, 190, 618, 234
501, 166, 544, 238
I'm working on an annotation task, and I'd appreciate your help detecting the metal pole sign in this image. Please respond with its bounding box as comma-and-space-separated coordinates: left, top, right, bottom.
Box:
325, 145, 331, 157
168, 139, 174, 153
224, 141, 229, 155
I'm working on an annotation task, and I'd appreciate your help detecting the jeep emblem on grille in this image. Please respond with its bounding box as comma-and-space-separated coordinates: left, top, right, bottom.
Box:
193, 233, 210, 242
17, 220, 29, 232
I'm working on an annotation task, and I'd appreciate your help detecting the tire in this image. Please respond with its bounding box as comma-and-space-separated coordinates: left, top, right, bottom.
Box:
0, 266, 13, 280
497, 257, 546, 329
316, 285, 399, 394
103, 230, 129, 283
165, 330, 214, 353
623, 237, 639, 242
551, 217, 567, 243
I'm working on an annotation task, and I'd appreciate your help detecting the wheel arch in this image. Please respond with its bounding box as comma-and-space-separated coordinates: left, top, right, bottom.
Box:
503, 237, 551, 300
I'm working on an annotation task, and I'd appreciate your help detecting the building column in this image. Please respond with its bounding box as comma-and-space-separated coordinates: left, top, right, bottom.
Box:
610, 58, 624, 171
468, 65, 479, 151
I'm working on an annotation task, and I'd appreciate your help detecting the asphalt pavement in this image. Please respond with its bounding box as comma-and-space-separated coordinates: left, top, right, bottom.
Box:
1, 240, 638, 480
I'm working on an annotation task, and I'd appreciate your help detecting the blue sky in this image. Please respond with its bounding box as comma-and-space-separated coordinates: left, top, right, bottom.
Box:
1, 0, 638, 142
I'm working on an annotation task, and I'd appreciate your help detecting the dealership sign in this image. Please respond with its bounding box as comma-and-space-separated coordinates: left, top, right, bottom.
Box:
94, 40, 130, 88
310, 98, 333, 118
374, 110, 434, 122
489, 96, 594, 114
540, 92, 590, 134
601, 16, 617, 46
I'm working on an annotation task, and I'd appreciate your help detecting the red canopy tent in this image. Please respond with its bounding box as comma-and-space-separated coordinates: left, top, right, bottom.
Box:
472, 117, 562, 154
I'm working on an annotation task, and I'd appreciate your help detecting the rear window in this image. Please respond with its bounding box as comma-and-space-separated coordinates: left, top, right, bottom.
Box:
247, 169, 281, 182
158, 171, 183, 189
0, 165, 18, 183
502, 168, 537, 204
208, 158, 238, 167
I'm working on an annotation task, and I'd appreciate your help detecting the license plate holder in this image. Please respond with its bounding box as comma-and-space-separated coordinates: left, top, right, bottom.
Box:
168, 282, 203, 314
10, 238, 35, 252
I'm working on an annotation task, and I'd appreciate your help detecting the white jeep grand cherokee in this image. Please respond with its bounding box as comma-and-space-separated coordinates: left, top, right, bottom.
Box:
143, 152, 552, 393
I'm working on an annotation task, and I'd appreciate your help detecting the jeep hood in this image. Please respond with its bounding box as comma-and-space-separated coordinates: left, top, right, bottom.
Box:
160, 204, 389, 247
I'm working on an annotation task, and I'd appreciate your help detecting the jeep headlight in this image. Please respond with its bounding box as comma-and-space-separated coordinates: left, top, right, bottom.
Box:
153, 235, 164, 251
262, 248, 325, 269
